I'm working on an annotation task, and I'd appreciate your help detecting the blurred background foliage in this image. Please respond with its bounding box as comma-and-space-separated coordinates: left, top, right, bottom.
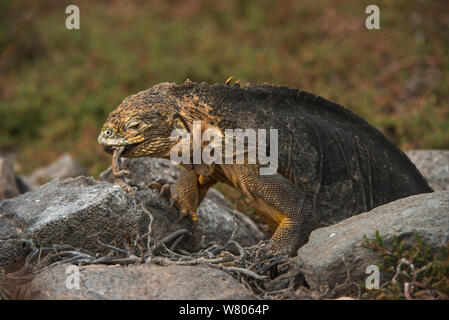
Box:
0, 0, 448, 178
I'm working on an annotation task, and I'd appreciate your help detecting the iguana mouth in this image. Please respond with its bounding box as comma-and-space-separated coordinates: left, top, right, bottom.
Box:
98, 134, 141, 156
102, 142, 140, 156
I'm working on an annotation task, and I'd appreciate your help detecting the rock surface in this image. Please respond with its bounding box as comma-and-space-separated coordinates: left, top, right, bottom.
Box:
24, 153, 88, 190
26, 263, 255, 300
99, 157, 180, 187
0, 157, 20, 200
407, 150, 449, 191
0, 176, 169, 272
0, 175, 264, 273
296, 191, 449, 295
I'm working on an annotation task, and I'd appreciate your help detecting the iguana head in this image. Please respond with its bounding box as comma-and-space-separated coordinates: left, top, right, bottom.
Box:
98, 82, 190, 158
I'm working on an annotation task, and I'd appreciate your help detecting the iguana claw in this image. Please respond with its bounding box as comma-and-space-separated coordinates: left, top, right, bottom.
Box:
150, 181, 198, 226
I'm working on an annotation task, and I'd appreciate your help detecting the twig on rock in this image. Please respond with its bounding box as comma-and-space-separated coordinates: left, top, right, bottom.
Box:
206, 263, 269, 280
153, 229, 191, 252
97, 240, 128, 255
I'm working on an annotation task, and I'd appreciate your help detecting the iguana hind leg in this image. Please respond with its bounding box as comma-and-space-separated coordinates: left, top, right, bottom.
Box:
229, 165, 316, 254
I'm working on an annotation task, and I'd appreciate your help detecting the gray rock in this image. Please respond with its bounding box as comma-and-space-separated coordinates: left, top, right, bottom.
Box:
0, 174, 263, 272
296, 191, 449, 296
26, 263, 255, 300
0, 176, 185, 272
406, 150, 449, 191
25, 153, 87, 189
0, 157, 20, 200
15, 176, 32, 194
99, 157, 180, 187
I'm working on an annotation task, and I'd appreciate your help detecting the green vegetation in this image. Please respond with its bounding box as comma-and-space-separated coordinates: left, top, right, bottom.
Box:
362, 231, 449, 300
1, 0, 448, 178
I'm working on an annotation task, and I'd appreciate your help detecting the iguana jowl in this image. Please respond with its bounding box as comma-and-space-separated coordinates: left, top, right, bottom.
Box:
98, 80, 433, 254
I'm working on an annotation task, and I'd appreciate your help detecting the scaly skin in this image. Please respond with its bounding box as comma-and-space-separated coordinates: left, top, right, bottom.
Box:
98, 80, 432, 254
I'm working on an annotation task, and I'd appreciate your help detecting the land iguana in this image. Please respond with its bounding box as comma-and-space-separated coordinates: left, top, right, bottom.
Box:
98, 80, 433, 254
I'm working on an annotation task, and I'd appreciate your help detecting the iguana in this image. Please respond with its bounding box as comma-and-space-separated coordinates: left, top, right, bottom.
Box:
98, 80, 433, 254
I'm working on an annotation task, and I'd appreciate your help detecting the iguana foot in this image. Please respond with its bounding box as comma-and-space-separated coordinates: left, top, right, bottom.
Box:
149, 181, 172, 198
171, 191, 198, 226
150, 181, 198, 226
148, 181, 161, 191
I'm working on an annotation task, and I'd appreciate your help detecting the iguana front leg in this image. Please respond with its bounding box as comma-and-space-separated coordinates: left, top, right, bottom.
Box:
170, 168, 200, 222
153, 165, 216, 223
231, 165, 316, 254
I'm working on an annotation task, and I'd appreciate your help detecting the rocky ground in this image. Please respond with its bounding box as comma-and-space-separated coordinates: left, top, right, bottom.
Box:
0, 150, 448, 300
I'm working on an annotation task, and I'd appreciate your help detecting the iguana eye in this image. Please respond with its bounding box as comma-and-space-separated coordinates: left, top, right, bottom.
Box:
104, 128, 113, 136
126, 121, 142, 131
